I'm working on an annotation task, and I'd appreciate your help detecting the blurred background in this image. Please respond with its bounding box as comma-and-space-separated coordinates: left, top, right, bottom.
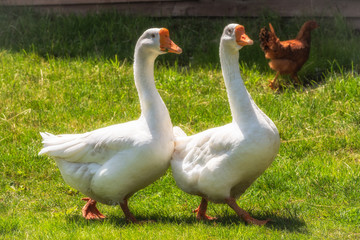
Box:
0, 0, 359, 74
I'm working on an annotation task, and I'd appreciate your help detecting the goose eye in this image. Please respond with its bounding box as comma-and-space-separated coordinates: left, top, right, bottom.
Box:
227, 29, 232, 34
151, 34, 156, 38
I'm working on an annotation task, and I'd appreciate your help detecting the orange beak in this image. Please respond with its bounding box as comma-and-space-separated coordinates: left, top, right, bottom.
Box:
159, 28, 182, 54
235, 25, 253, 46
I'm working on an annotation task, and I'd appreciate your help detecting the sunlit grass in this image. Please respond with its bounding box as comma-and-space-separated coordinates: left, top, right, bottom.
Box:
0, 8, 359, 239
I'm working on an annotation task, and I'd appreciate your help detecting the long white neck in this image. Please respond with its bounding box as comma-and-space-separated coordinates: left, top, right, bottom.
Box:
133, 47, 172, 136
219, 42, 257, 125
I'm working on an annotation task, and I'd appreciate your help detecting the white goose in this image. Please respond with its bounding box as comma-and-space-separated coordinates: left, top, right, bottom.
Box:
171, 24, 280, 225
39, 28, 182, 223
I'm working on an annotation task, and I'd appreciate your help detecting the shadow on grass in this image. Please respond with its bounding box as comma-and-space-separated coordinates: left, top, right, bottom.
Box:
199, 213, 308, 234
264, 214, 307, 233
65, 211, 307, 234
271, 69, 327, 93
65, 213, 197, 226
302, 70, 327, 88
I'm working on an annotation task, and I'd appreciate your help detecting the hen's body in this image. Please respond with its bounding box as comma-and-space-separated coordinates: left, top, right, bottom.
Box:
259, 21, 318, 89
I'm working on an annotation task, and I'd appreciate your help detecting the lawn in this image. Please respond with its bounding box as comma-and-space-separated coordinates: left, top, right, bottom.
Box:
0, 7, 360, 239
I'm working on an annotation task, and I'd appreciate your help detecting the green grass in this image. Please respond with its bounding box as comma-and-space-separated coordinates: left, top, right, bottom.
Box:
1, 8, 360, 239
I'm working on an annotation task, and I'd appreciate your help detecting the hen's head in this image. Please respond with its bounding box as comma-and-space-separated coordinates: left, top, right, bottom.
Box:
304, 21, 319, 31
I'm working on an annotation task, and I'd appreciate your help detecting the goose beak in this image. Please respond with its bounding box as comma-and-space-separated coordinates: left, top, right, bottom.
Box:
159, 28, 182, 54
235, 25, 253, 46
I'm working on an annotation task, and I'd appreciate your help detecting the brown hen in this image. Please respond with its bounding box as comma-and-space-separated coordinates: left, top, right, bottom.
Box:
259, 21, 318, 89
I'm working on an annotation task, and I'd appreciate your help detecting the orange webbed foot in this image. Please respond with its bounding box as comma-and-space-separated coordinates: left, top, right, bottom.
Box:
196, 213, 217, 221
81, 197, 105, 220
193, 207, 217, 220
225, 197, 270, 226
193, 198, 217, 221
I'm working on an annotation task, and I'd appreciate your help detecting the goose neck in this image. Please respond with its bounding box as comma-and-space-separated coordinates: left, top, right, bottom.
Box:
133, 48, 172, 136
220, 43, 256, 125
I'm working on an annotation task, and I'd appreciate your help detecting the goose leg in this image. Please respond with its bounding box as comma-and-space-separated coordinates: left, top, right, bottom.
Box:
193, 198, 217, 220
120, 198, 138, 223
81, 197, 105, 220
225, 197, 269, 226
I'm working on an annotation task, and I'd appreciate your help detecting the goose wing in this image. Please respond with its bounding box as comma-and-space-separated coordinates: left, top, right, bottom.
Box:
39, 120, 150, 164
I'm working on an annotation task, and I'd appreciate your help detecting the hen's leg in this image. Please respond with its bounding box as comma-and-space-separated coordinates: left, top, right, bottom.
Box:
120, 198, 138, 223
225, 197, 269, 226
268, 72, 279, 90
82, 197, 106, 220
193, 198, 217, 220
291, 73, 301, 85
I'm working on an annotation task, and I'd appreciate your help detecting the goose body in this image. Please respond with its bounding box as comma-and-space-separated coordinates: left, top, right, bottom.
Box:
39, 28, 182, 222
40, 118, 171, 205
171, 24, 280, 225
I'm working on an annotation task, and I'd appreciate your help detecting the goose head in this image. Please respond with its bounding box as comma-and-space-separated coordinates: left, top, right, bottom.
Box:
135, 28, 182, 56
221, 24, 253, 51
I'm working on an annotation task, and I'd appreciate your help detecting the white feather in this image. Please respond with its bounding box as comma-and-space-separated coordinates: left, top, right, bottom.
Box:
171, 24, 280, 204
39, 28, 175, 206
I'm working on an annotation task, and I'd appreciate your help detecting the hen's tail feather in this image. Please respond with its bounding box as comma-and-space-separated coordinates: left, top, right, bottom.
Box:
259, 23, 283, 59
269, 23, 277, 37
259, 27, 271, 51
260, 23, 278, 48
